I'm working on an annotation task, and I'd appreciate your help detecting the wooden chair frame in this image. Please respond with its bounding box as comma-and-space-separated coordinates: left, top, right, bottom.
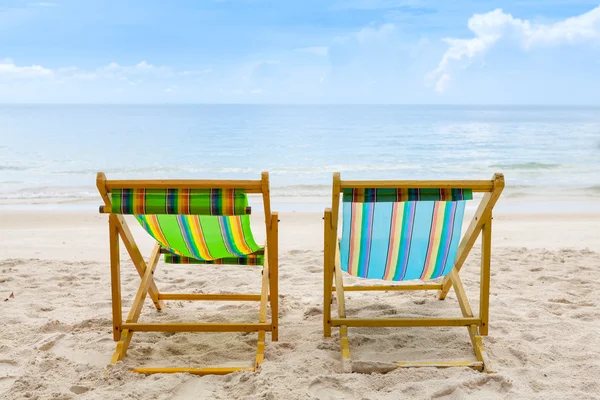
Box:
323, 172, 504, 373
97, 172, 279, 375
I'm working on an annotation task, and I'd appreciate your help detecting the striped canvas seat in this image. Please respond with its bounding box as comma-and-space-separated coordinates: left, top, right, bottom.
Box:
135, 214, 262, 264
110, 186, 262, 265
339, 188, 472, 281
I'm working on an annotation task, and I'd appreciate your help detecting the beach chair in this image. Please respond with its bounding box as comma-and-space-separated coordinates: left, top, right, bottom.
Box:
323, 173, 504, 372
96, 172, 278, 375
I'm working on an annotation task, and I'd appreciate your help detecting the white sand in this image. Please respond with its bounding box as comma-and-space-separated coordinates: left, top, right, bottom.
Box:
1, 208, 599, 399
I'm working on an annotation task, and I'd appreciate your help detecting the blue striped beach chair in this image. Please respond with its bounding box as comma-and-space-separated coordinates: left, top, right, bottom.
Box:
323, 173, 504, 372
97, 172, 278, 375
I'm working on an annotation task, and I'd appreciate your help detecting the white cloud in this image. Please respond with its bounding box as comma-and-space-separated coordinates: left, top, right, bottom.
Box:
434, 73, 450, 93
98, 61, 172, 78
0, 58, 193, 95
296, 46, 329, 57
0, 58, 53, 79
334, 23, 396, 44
58, 61, 174, 82
56, 66, 77, 73
522, 7, 600, 47
71, 72, 97, 80
429, 7, 600, 93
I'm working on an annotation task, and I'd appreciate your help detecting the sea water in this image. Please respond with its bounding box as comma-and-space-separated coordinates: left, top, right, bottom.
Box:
1, 104, 599, 211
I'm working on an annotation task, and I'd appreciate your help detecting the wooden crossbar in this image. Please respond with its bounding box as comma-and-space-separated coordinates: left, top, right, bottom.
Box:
121, 323, 273, 332
104, 179, 263, 192
331, 318, 481, 328
126, 244, 161, 324
100, 205, 252, 214
339, 180, 494, 191
394, 361, 484, 371
158, 293, 264, 301
111, 214, 164, 310
133, 367, 254, 375
332, 284, 442, 292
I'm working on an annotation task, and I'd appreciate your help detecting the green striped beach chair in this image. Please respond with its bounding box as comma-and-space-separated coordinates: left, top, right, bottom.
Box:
323, 173, 504, 373
97, 172, 278, 375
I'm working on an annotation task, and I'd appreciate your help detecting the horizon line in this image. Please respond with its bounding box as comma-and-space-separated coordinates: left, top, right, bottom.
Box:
1, 102, 600, 107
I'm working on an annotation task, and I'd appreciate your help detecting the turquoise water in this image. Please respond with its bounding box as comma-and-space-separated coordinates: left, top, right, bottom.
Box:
1, 105, 599, 207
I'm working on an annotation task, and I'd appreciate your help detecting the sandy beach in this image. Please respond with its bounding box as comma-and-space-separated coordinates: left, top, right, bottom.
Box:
1, 204, 599, 400
3, 0, 600, 396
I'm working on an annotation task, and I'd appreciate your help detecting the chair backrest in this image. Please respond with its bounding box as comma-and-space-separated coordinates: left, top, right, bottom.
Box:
97, 173, 272, 261
111, 188, 250, 216
339, 188, 472, 281
330, 174, 503, 282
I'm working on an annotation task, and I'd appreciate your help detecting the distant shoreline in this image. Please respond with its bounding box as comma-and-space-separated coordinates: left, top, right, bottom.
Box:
2, 193, 599, 214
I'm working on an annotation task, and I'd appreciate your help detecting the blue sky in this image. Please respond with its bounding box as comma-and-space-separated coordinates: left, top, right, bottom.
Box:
1, 0, 600, 104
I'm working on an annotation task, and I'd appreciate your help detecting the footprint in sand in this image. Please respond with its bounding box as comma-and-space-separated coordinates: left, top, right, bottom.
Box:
303, 307, 322, 319
432, 375, 512, 398
49, 334, 112, 367
36, 333, 65, 351
70, 385, 90, 395
0, 359, 18, 372
308, 377, 354, 400
0, 359, 19, 394
288, 249, 311, 256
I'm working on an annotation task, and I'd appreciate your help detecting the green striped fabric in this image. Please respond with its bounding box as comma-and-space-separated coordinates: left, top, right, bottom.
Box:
135, 214, 262, 262
164, 252, 264, 265
111, 188, 249, 215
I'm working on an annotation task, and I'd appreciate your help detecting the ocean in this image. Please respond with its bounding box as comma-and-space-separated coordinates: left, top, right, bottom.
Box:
1, 104, 599, 211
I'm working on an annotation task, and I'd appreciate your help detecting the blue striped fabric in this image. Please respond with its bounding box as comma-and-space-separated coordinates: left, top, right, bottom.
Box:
339, 200, 466, 281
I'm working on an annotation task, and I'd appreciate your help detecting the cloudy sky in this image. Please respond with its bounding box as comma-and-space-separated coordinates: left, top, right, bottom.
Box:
1, 0, 600, 104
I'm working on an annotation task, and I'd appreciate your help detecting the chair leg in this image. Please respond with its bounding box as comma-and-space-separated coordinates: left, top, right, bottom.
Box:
333, 244, 346, 318
323, 209, 333, 338
451, 266, 492, 372
468, 326, 492, 373
112, 329, 134, 363
480, 219, 492, 336
255, 258, 270, 369
109, 215, 122, 342
269, 213, 279, 342
333, 250, 351, 371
